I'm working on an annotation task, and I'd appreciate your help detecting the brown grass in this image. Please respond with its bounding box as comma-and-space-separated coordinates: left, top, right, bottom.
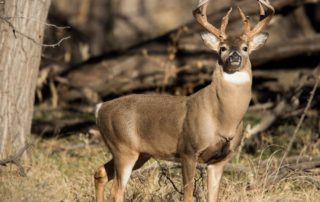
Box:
1, 132, 320, 202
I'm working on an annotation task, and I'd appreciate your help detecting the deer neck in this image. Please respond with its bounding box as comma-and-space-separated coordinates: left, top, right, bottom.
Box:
200, 61, 252, 134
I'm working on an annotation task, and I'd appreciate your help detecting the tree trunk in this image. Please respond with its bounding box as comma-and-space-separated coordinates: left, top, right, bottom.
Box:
0, 0, 51, 159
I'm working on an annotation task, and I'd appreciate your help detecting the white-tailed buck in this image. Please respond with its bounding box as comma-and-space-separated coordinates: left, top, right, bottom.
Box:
94, 0, 274, 201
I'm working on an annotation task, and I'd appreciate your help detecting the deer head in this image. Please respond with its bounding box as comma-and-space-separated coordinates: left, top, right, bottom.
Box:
194, 0, 274, 72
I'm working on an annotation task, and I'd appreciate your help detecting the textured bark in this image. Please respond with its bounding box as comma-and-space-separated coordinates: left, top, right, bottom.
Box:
0, 0, 51, 158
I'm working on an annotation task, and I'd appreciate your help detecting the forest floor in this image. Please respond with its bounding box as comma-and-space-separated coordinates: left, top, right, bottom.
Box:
1, 111, 320, 202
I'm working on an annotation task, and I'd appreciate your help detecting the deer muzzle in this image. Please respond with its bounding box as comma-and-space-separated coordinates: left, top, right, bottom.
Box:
229, 52, 241, 66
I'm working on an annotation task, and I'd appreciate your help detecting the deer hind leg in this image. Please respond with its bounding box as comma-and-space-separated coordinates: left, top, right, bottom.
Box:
110, 152, 140, 202
181, 155, 197, 202
94, 154, 150, 202
94, 159, 115, 202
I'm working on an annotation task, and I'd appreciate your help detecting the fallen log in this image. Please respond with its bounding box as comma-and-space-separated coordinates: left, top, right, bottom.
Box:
54, 35, 320, 103
246, 69, 319, 141
31, 119, 97, 137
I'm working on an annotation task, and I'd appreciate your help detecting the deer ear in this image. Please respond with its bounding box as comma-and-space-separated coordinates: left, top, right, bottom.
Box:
249, 32, 269, 54
201, 32, 220, 52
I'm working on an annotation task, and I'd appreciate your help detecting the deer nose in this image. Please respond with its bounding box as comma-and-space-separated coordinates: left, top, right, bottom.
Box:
229, 52, 241, 63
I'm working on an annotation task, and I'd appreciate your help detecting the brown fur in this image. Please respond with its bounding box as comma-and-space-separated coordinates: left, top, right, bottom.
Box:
223, 36, 246, 46
94, 1, 271, 201
94, 57, 252, 201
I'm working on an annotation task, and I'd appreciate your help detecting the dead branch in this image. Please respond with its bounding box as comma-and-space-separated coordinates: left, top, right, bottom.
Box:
133, 161, 250, 178
251, 35, 320, 66
249, 160, 320, 190
258, 155, 320, 167
247, 102, 274, 112
247, 100, 287, 137
34, 106, 95, 113
0, 141, 36, 177
31, 119, 96, 137
303, 176, 320, 190
259, 159, 320, 190
246, 69, 319, 144
288, 160, 320, 171
131, 156, 320, 192
156, 160, 184, 195
54, 35, 320, 104
134, 156, 320, 178
0, 16, 70, 47
3, 16, 70, 29
278, 73, 319, 168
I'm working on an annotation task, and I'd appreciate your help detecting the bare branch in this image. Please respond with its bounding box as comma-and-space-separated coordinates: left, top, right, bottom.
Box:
0, 141, 36, 177
258, 155, 320, 167
133, 161, 250, 177
156, 160, 184, 195
0, 16, 70, 48
3, 16, 70, 29
303, 176, 320, 190
280, 74, 319, 164
247, 69, 319, 138
275, 70, 319, 183
247, 102, 274, 112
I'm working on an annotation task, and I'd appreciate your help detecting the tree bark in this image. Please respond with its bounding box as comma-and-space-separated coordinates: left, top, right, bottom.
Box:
0, 0, 51, 159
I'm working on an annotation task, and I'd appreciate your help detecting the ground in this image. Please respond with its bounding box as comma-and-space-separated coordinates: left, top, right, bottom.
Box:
1, 111, 320, 202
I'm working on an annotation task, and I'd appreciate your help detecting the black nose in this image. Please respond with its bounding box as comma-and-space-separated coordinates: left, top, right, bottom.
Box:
230, 52, 241, 63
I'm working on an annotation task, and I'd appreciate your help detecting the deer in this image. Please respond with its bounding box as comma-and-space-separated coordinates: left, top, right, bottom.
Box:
93, 0, 274, 201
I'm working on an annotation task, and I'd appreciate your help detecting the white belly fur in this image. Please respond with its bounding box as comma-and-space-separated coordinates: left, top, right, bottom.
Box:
223, 71, 250, 84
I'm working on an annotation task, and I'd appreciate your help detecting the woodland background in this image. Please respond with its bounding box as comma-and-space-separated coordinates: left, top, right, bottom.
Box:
1, 0, 320, 201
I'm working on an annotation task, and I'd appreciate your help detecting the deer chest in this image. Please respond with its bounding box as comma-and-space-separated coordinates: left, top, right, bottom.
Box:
197, 139, 231, 164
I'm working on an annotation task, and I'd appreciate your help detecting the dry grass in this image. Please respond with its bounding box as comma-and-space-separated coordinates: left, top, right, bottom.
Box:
1, 132, 320, 202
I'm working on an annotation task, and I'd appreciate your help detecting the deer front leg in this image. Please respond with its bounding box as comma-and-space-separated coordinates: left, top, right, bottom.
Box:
207, 162, 226, 202
181, 155, 197, 202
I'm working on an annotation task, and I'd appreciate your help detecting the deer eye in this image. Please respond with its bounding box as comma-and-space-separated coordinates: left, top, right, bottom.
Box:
220, 47, 226, 52
243, 47, 248, 52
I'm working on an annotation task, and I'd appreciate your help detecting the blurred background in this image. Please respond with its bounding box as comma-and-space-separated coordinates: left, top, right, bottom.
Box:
35, 0, 320, 145
7, 0, 320, 200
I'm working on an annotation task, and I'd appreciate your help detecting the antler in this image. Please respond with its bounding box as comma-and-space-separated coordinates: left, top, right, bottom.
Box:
193, 0, 232, 41
238, 0, 275, 41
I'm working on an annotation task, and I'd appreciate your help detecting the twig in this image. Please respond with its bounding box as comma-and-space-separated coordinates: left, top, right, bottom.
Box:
275, 72, 319, 183
0, 141, 36, 177
303, 176, 320, 190
0, 16, 70, 48
156, 160, 184, 195
193, 166, 205, 198
134, 161, 250, 177
258, 155, 320, 167
3, 16, 70, 29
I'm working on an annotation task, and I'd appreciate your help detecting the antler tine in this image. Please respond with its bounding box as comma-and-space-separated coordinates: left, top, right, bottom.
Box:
193, 0, 229, 40
245, 0, 275, 40
258, 1, 265, 17
238, 7, 251, 35
202, 1, 208, 22
220, 8, 232, 37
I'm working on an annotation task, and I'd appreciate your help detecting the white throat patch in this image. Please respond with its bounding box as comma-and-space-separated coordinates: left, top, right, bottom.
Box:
223, 71, 250, 84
